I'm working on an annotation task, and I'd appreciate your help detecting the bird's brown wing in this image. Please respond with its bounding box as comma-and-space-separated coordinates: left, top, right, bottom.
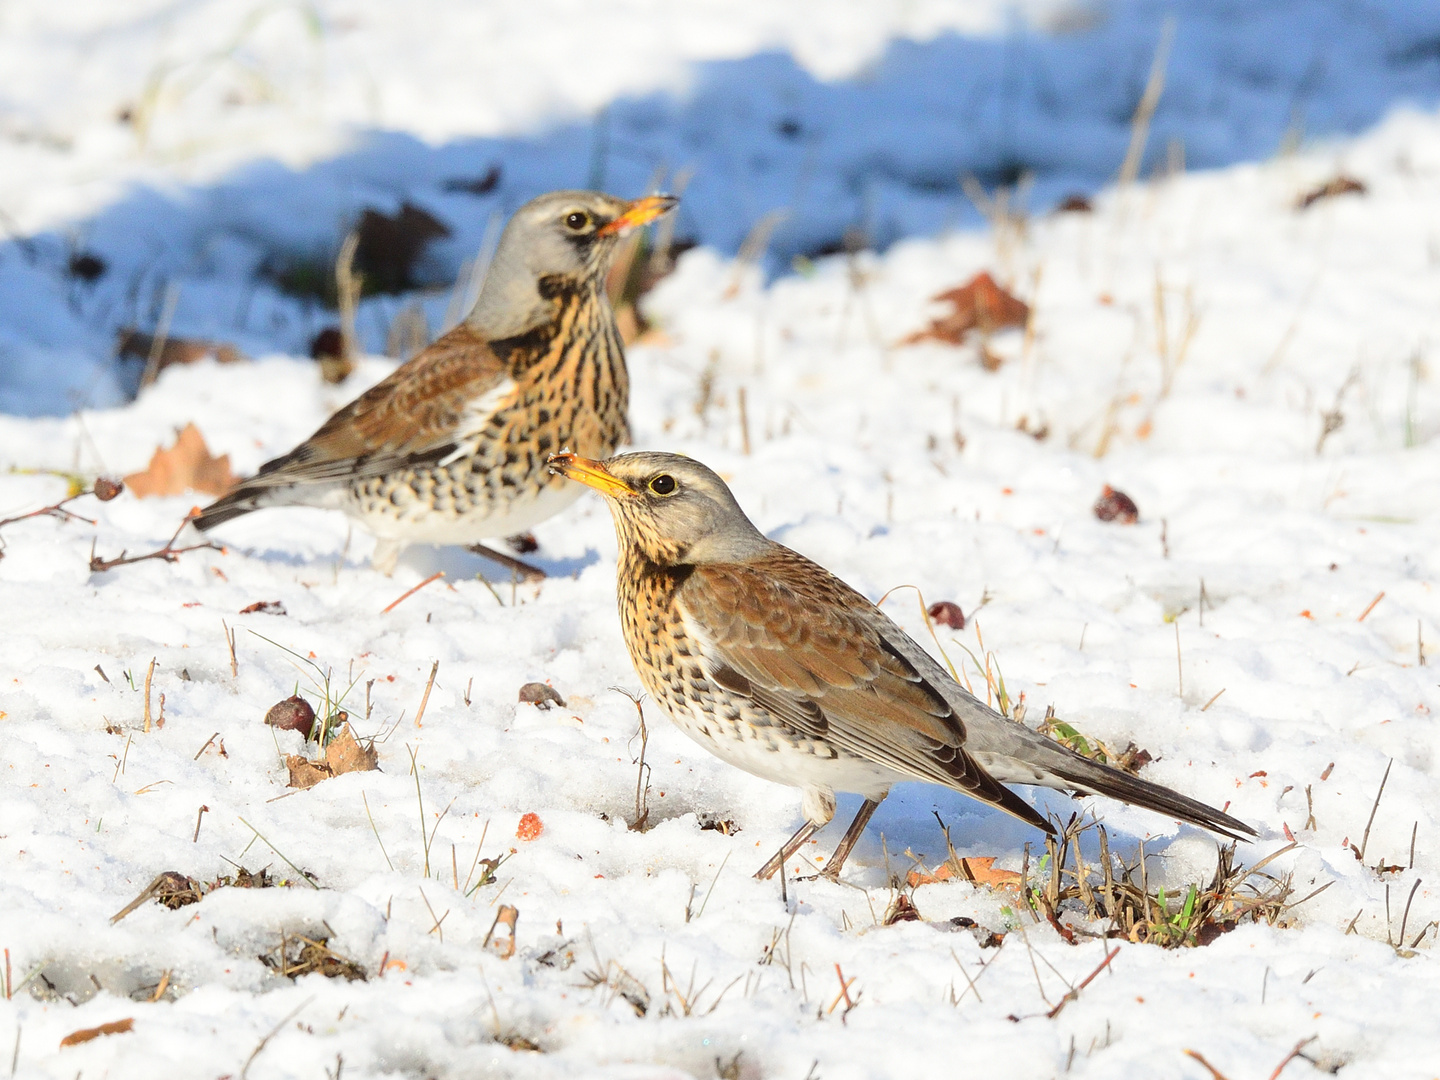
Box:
680, 550, 1051, 831
250, 323, 512, 486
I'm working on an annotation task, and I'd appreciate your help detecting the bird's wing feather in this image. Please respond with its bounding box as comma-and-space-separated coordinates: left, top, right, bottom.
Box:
681, 552, 1050, 830
247, 324, 512, 486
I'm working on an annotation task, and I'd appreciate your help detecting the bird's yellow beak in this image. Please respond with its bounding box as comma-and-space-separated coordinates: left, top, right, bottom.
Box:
597, 193, 679, 237
547, 452, 635, 498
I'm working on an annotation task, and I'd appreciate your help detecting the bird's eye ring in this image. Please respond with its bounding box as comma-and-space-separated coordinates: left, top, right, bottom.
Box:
564, 210, 589, 231
648, 474, 677, 496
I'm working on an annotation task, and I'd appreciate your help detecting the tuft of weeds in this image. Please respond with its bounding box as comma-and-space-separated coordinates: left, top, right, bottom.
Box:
582, 960, 652, 1017
1022, 815, 1312, 948
261, 934, 366, 982
110, 864, 286, 924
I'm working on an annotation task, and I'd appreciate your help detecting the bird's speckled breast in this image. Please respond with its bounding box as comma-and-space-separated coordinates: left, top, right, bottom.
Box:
348, 288, 629, 542
617, 554, 853, 789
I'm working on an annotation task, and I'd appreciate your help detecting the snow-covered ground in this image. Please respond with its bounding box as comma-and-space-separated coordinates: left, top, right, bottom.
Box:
4, 2, 1440, 1078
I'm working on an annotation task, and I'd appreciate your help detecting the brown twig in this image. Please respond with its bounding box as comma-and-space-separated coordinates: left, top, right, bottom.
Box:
610, 687, 652, 831
1356, 591, 1385, 622
89, 515, 221, 572
1184, 1049, 1233, 1080
738, 386, 752, 456
1044, 946, 1119, 1019
1267, 1037, 1318, 1080
827, 963, 857, 1017
381, 571, 445, 614
0, 492, 98, 532
1358, 759, 1392, 862
142, 658, 156, 733
222, 619, 238, 678
412, 660, 439, 728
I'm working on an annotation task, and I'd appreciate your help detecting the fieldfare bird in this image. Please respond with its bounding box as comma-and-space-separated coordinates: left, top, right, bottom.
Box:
549, 450, 1256, 880
194, 190, 677, 577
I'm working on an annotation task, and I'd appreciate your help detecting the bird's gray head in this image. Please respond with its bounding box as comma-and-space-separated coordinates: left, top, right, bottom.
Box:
548, 450, 770, 567
467, 190, 677, 340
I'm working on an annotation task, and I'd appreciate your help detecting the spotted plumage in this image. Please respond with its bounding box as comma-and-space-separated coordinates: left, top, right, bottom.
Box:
195, 190, 676, 575
550, 450, 1257, 880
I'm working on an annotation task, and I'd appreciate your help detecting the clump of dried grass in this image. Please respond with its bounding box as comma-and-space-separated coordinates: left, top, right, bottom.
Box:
1024, 815, 1314, 949
261, 933, 366, 982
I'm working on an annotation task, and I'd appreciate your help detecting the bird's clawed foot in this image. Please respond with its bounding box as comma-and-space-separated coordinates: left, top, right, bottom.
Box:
467, 543, 546, 582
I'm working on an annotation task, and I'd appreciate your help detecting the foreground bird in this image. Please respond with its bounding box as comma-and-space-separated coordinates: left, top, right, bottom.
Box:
550, 450, 1256, 880
195, 190, 677, 577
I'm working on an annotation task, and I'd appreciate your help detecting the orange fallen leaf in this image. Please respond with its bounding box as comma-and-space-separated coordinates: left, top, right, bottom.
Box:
1295, 175, 1366, 210
906, 856, 1023, 890
516, 812, 544, 841
285, 725, 379, 789
900, 271, 1030, 347
123, 423, 234, 498
60, 1018, 134, 1047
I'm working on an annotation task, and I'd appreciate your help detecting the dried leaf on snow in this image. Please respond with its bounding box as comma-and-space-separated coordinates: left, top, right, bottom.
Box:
285, 725, 379, 789
122, 423, 235, 498
900, 271, 1030, 347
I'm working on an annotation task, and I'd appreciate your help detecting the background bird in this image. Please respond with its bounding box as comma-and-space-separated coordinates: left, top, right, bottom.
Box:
550, 450, 1257, 880
194, 190, 677, 577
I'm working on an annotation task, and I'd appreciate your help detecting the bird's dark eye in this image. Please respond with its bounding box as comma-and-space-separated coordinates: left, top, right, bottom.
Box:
648, 474, 677, 496
564, 211, 589, 231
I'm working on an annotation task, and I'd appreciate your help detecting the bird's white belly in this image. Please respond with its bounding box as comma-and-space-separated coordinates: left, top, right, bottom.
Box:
668, 698, 897, 803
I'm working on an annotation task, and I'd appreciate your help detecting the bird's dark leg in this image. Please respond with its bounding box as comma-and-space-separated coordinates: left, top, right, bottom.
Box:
817, 797, 883, 881
754, 820, 820, 880
467, 543, 546, 582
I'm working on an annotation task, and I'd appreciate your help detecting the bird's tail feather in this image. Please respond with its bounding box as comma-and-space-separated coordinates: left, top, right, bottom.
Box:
1043, 749, 1255, 841
192, 484, 267, 532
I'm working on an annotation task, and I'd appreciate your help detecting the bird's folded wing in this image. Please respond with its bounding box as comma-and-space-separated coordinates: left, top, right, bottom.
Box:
682, 553, 1030, 812
250, 325, 512, 485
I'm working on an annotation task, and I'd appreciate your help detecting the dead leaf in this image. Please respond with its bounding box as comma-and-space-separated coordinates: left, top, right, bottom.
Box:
325, 726, 378, 774
1296, 175, 1366, 210
123, 423, 235, 498
900, 271, 1030, 347
884, 893, 922, 924
117, 329, 243, 373
60, 1018, 134, 1047
285, 755, 330, 790
907, 856, 1023, 890
239, 600, 287, 616
285, 725, 379, 789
